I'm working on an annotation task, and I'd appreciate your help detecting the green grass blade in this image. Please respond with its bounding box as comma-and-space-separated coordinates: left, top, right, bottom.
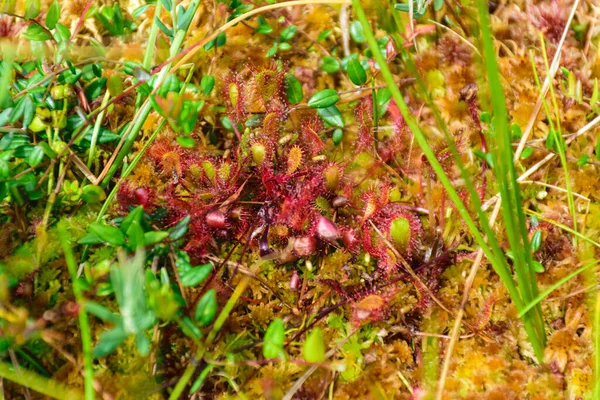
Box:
0, 362, 84, 400
476, 0, 545, 348
538, 35, 578, 247
519, 260, 599, 317
58, 222, 95, 400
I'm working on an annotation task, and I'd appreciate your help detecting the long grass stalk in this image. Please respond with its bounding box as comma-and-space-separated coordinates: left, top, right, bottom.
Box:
475, 0, 546, 348
352, 0, 545, 360
87, 91, 109, 169
538, 34, 578, 247
143, 0, 163, 71
57, 222, 95, 400
0, 362, 83, 400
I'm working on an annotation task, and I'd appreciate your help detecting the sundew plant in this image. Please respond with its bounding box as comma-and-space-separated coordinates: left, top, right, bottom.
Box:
1, 0, 600, 398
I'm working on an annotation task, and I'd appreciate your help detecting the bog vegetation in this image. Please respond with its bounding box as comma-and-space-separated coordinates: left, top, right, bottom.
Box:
0, 0, 600, 398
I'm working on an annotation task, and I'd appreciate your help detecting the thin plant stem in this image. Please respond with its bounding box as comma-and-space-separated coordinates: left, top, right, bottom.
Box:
95, 119, 166, 222
0, 362, 83, 400
538, 34, 578, 246
143, 0, 162, 71
475, 0, 545, 350
87, 91, 109, 169
595, 291, 600, 398
57, 222, 95, 400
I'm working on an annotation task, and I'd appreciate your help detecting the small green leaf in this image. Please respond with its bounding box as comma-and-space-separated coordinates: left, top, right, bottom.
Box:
216, 32, 226, 47
144, 231, 169, 246
135, 333, 150, 356
81, 185, 106, 204
576, 154, 589, 166
263, 318, 285, 359
317, 29, 331, 42
280, 25, 297, 41
93, 325, 128, 358
520, 147, 533, 159
85, 301, 120, 323
22, 98, 34, 130
178, 100, 200, 134
265, 43, 278, 57
132, 4, 151, 18
317, 105, 344, 128
161, 0, 172, 11
126, 219, 145, 249
177, 136, 196, 148
177, 5, 194, 31
169, 215, 190, 240
532, 261, 545, 273
472, 149, 494, 168
10, 96, 31, 125
25, 145, 44, 167
346, 59, 367, 85
278, 42, 291, 51
434, 0, 444, 11
54, 23, 71, 41
303, 328, 325, 363
180, 263, 212, 287
332, 128, 343, 145
320, 56, 340, 73
510, 123, 522, 140
154, 17, 172, 37
350, 21, 365, 43
221, 116, 233, 131
46, 1, 60, 29
175, 251, 192, 271
307, 89, 339, 108
78, 231, 104, 245
530, 229, 542, 252
90, 223, 126, 246
120, 206, 144, 233
204, 32, 226, 50
179, 316, 202, 340
201, 75, 215, 96
0, 108, 13, 128
25, 0, 41, 20
256, 24, 273, 34
284, 73, 303, 104
377, 87, 392, 107
195, 289, 217, 327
